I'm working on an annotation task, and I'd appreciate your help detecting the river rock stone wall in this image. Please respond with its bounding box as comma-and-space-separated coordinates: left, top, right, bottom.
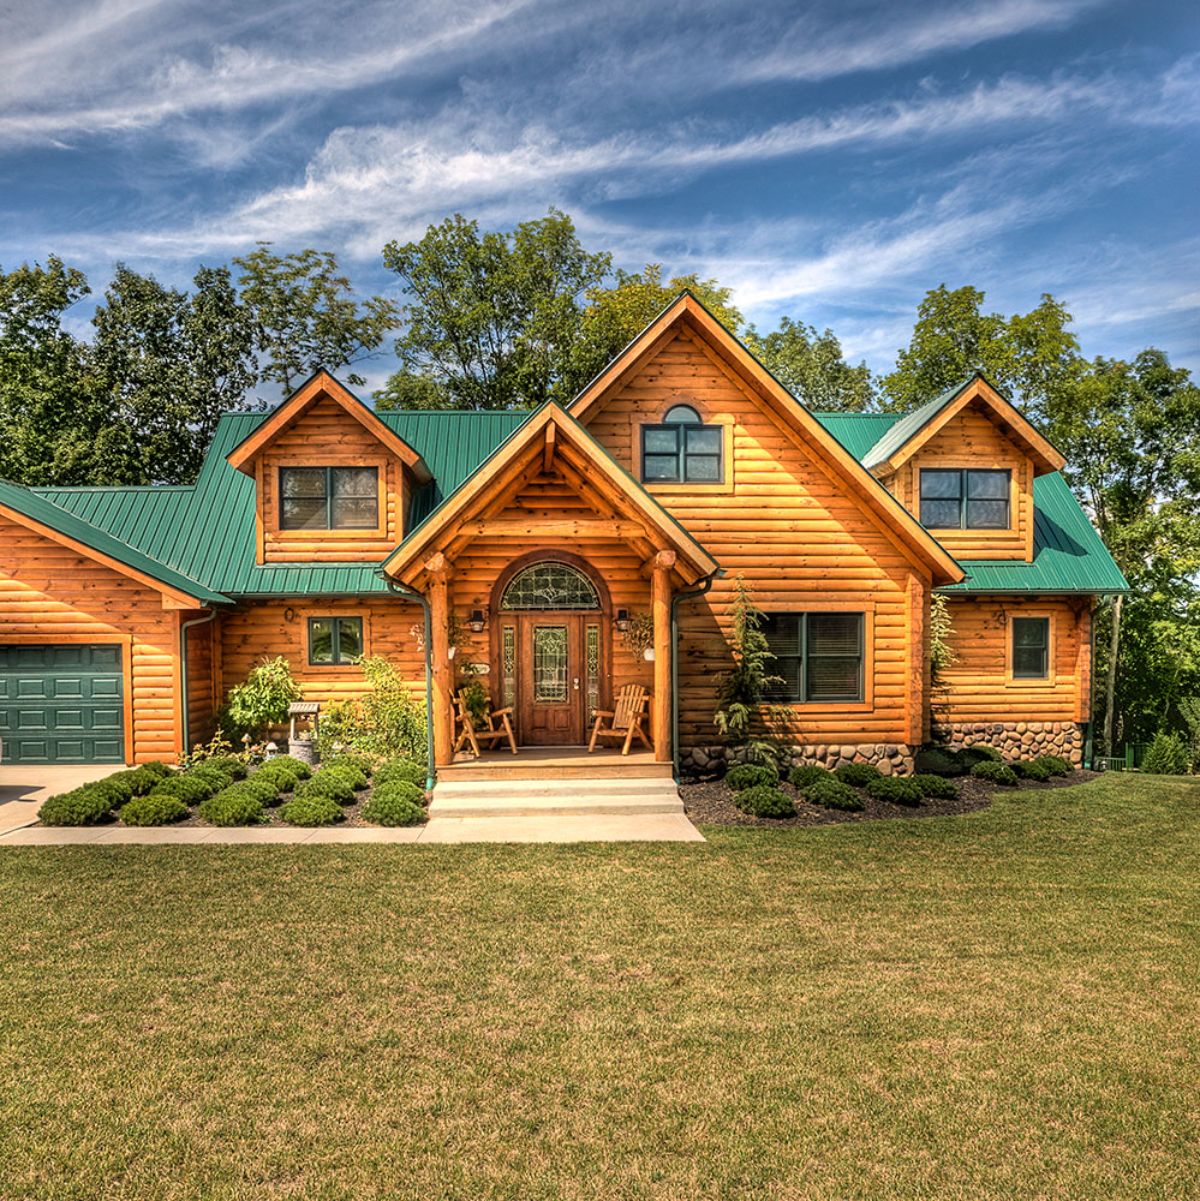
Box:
931, 720, 1083, 766
680, 742, 917, 779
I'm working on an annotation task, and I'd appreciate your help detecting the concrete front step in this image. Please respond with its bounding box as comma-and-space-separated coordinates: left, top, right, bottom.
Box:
433, 776, 678, 801
429, 776, 684, 818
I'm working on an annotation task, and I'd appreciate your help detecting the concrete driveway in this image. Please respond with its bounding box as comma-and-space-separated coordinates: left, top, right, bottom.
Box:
0, 764, 116, 835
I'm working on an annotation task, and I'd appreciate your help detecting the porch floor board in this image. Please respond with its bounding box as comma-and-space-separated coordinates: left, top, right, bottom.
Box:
440, 745, 673, 781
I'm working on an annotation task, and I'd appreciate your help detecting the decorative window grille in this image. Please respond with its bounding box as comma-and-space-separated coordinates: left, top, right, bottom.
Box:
532, 626, 569, 702
500, 562, 600, 610
585, 623, 600, 719
502, 625, 516, 708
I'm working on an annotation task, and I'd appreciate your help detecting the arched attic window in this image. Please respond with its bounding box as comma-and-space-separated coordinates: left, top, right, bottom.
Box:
641, 402, 723, 483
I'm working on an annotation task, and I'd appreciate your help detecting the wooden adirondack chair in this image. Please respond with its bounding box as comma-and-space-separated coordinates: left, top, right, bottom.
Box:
587, 684, 652, 755
453, 689, 517, 757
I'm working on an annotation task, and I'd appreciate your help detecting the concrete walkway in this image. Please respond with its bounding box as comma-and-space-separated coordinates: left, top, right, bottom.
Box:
0, 765, 116, 835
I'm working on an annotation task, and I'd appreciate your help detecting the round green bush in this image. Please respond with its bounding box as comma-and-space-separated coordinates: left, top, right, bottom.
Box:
833, 762, 881, 787
374, 759, 426, 789
1032, 754, 1072, 776
914, 748, 966, 777
214, 777, 280, 806
141, 760, 173, 779
119, 793, 189, 826
733, 784, 796, 818
294, 774, 356, 805
323, 750, 373, 776
805, 778, 864, 811
194, 756, 247, 783
370, 780, 426, 808
963, 744, 1002, 764
39, 786, 115, 826
971, 760, 1019, 786
253, 760, 305, 792
188, 763, 235, 791
197, 789, 265, 826
121, 765, 168, 796
1140, 732, 1190, 776
911, 773, 958, 800
865, 775, 923, 806
362, 790, 425, 826
788, 764, 830, 789
1014, 759, 1053, 782
725, 763, 778, 791
319, 762, 369, 792
279, 793, 344, 827
148, 774, 215, 805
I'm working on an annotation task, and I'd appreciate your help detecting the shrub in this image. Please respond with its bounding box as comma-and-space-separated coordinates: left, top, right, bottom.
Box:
279, 793, 344, 827
865, 775, 923, 806
725, 763, 778, 791
294, 774, 356, 805
140, 760, 173, 779
369, 780, 426, 808
39, 787, 115, 826
314, 656, 426, 762
1013, 759, 1053, 782
1140, 732, 1190, 776
197, 789, 265, 826
201, 756, 247, 782
833, 762, 881, 787
362, 789, 425, 826
188, 763, 235, 791
213, 778, 280, 806
971, 760, 1018, 786
122, 764, 169, 795
1033, 754, 1072, 776
148, 774, 216, 805
911, 773, 958, 800
88, 775, 135, 808
374, 759, 427, 789
963, 744, 1002, 764
323, 750, 373, 776
733, 784, 796, 818
223, 656, 302, 739
253, 760, 306, 792
914, 748, 966, 777
319, 762, 369, 792
805, 778, 863, 811
119, 793, 189, 826
789, 764, 831, 789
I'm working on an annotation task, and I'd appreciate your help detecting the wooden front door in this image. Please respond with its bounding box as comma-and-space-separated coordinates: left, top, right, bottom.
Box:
518, 615, 587, 745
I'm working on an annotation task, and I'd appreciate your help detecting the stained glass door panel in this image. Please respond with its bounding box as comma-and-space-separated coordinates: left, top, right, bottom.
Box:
518, 616, 584, 744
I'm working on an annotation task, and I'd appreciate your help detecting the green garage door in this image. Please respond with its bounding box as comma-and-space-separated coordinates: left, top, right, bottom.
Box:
0, 645, 125, 764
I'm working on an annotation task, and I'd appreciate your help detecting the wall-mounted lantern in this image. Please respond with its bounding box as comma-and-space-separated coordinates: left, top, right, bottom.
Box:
614, 608, 630, 632
468, 608, 487, 633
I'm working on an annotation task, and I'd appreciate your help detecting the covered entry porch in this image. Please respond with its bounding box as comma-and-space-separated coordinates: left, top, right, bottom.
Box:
380, 404, 718, 769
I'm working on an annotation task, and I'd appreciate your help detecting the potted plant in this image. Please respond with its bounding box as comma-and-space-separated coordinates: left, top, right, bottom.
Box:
621, 612, 655, 661
460, 678, 489, 726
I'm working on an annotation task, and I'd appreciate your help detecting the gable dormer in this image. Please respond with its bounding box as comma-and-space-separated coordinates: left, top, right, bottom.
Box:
865, 375, 1064, 562
226, 370, 430, 564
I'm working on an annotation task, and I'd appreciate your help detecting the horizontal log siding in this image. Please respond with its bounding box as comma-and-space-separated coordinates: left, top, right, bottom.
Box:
218, 597, 425, 710
447, 471, 653, 714
584, 328, 927, 748
185, 618, 216, 750
257, 395, 406, 563
933, 597, 1091, 726
0, 513, 181, 763
889, 405, 1035, 561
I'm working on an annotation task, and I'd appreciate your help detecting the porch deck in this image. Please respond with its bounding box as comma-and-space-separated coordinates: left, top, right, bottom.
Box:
440, 745, 674, 781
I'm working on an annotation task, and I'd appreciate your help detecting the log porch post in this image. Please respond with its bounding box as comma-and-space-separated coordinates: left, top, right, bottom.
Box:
651, 550, 674, 761
426, 553, 453, 768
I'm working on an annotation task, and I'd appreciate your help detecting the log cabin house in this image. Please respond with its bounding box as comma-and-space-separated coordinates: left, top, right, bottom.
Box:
0, 294, 1127, 774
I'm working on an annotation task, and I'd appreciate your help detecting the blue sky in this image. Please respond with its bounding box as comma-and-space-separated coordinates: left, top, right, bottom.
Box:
1, 0, 1197, 394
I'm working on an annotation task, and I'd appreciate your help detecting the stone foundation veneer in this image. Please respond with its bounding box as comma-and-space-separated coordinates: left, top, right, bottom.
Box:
931, 720, 1084, 766
680, 742, 917, 778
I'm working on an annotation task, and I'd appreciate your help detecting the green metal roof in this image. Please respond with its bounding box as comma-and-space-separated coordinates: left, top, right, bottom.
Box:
1, 478, 231, 604
23, 397, 1125, 602
859, 379, 973, 470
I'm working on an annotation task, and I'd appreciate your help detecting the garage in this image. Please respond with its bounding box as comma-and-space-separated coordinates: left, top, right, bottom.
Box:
0, 644, 125, 764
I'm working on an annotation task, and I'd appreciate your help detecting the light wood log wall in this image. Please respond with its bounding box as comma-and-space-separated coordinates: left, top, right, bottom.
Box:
185, 618, 216, 750
583, 328, 928, 748
217, 597, 425, 711
933, 597, 1091, 725
0, 513, 180, 763
255, 395, 406, 563
886, 404, 1035, 561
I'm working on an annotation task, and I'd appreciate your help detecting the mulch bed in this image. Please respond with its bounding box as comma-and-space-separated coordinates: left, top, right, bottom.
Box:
681, 770, 1098, 828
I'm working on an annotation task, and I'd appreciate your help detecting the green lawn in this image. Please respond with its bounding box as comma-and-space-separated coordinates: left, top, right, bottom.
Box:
2, 775, 1197, 1201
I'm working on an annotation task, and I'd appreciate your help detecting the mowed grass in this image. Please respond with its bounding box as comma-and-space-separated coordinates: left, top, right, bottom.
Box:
1, 776, 1197, 1201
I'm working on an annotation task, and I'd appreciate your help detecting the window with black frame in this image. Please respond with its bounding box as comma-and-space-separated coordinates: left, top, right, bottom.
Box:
919, 468, 1010, 529
308, 616, 364, 665
762, 612, 864, 703
641, 404, 723, 483
280, 467, 378, 530
1011, 616, 1049, 678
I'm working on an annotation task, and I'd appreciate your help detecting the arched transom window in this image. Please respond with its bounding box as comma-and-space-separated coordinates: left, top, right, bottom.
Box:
500, 561, 600, 610
642, 403, 723, 483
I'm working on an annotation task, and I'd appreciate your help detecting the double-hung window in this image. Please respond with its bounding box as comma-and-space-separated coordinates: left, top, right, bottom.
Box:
762, 612, 865, 703
308, 616, 364, 665
919, 469, 1010, 529
641, 404, 723, 483
280, 467, 378, 530
1012, 616, 1049, 679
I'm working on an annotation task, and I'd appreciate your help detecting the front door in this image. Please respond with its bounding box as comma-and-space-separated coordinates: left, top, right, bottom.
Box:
518, 615, 586, 745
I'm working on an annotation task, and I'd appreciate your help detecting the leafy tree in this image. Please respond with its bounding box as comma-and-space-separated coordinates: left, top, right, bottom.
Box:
564, 264, 742, 399
381, 209, 610, 410
745, 316, 876, 411
236, 246, 399, 393
373, 370, 451, 411
881, 285, 1080, 413
90, 264, 257, 483
0, 257, 109, 485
